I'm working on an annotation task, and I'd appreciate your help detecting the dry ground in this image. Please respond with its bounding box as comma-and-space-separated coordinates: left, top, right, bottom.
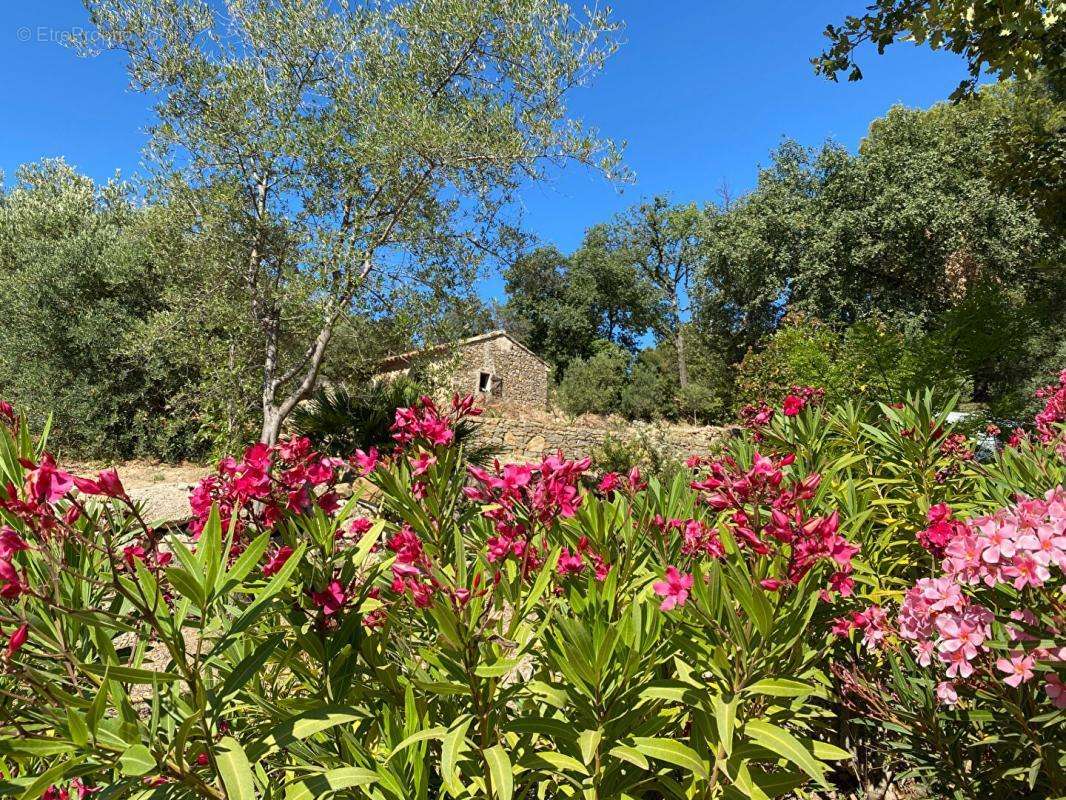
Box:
69, 460, 212, 524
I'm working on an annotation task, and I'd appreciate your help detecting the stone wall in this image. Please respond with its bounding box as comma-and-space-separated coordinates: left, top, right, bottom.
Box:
471, 414, 733, 463
448, 334, 549, 409
377, 332, 550, 409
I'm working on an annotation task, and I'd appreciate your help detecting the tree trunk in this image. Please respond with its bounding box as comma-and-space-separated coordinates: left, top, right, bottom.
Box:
258, 311, 339, 445
673, 294, 688, 389
260, 405, 283, 446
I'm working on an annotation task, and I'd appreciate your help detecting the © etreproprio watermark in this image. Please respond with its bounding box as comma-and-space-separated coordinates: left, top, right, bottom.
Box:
16, 25, 105, 50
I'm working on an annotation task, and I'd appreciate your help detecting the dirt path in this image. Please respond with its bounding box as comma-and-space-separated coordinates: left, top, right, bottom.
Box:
70, 460, 211, 525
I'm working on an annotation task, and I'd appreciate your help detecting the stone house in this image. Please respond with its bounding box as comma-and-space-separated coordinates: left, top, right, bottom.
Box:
376, 330, 550, 409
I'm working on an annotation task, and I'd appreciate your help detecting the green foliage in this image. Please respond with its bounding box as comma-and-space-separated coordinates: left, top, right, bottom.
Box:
556, 341, 631, 417
813, 1, 1066, 97
556, 332, 732, 424
697, 84, 1064, 408
84, 0, 625, 441
3, 382, 1065, 798
291, 379, 425, 457
590, 429, 687, 484
503, 233, 656, 378
735, 315, 970, 410
750, 391, 1066, 798
0, 160, 205, 459
0, 403, 857, 800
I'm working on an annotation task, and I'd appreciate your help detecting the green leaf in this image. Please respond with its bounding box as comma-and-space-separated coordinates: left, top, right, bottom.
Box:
474, 659, 519, 678
810, 740, 853, 761
285, 768, 377, 800
66, 709, 89, 748
349, 519, 385, 568
714, 696, 738, 756
484, 745, 513, 800
633, 737, 708, 779
386, 727, 448, 760
247, 707, 361, 763
521, 545, 559, 617
118, 744, 156, 776
742, 679, 814, 698
578, 728, 602, 766
529, 751, 588, 776
744, 720, 827, 788
166, 566, 207, 609
216, 736, 257, 799
609, 745, 649, 770
0, 739, 77, 757
441, 717, 472, 797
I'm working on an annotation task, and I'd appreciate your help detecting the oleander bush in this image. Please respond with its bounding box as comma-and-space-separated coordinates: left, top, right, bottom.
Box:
0, 373, 1063, 799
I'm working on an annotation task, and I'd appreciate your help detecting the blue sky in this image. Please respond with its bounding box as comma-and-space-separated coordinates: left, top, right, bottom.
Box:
3, 2, 975, 304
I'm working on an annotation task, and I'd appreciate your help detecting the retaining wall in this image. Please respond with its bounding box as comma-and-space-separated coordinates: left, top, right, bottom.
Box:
472, 414, 733, 463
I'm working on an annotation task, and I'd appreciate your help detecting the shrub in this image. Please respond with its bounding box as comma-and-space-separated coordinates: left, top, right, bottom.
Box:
735, 315, 969, 411
590, 428, 687, 485
1, 369, 1063, 799
742, 373, 1066, 797
0, 395, 855, 799
556, 341, 630, 417
290, 378, 425, 456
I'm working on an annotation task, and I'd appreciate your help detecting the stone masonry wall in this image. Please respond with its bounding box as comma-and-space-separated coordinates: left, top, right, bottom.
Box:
471, 414, 733, 464
447, 335, 549, 409
378, 333, 550, 410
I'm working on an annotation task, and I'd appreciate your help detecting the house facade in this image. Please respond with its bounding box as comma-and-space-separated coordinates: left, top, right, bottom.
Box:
376, 330, 550, 409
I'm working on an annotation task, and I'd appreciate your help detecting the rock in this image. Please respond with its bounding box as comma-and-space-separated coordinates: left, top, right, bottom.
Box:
129, 483, 195, 526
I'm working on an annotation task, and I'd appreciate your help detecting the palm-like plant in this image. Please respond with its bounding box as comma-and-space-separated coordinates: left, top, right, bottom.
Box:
291, 379, 498, 465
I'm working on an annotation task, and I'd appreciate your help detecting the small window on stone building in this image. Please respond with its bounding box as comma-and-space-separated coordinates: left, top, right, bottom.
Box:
478, 372, 503, 398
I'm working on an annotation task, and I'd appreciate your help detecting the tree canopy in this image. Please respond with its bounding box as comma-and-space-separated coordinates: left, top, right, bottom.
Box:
814, 0, 1066, 97
507, 78, 1064, 423
84, 0, 624, 442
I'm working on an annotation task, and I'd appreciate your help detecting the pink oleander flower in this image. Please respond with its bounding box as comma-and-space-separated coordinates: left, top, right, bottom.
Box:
1045, 673, 1066, 709
997, 651, 1036, 687
387, 525, 425, 566
353, 447, 379, 476
262, 546, 294, 577
24, 454, 73, 505
0, 557, 24, 599
73, 468, 128, 500
597, 472, 620, 494
346, 517, 374, 538
653, 566, 694, 611
942, 647, 975, 679
935, 680, 959, 706
627, 467, 646, 491
557, 547, 585, 577
311, 580, 347, 616
1034, 370, 1066, 443
0, 526, 28, 560
5, 623, 28, 657
410, 451, 437, 476
1003, 551, 1050, 589
782, 394, 805, 416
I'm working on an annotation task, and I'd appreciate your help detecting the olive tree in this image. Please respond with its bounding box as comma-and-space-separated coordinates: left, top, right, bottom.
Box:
83, 0, 623, 443
814, 0, 1065, 97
